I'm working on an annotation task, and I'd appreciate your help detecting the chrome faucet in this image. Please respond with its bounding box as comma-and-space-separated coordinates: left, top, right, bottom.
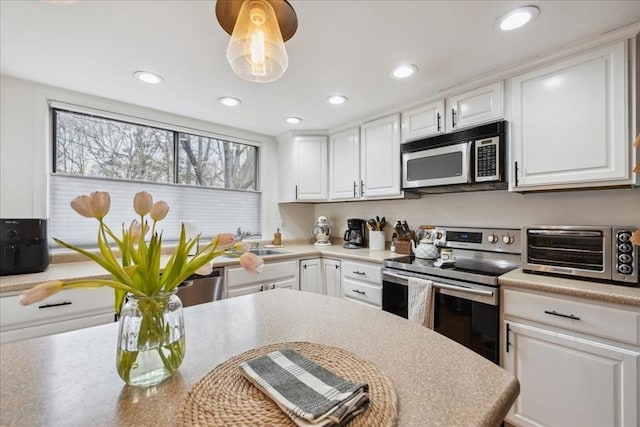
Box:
235, 227, 251, 241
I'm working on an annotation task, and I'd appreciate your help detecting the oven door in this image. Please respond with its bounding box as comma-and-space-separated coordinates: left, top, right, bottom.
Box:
402, 141, 471, 188
382, 269, 499, 364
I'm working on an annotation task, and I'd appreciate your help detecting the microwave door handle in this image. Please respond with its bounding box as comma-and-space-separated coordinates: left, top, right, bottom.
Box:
463, 141, 472, 182
528, 230, 603, 237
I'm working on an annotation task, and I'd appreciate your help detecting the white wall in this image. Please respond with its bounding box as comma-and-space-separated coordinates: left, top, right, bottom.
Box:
310, 188, 640, 242
0, 75, 281, 236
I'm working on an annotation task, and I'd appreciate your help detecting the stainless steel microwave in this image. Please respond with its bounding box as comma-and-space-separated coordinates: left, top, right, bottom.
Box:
523, 225, 639, 286
401, 121, 507, 193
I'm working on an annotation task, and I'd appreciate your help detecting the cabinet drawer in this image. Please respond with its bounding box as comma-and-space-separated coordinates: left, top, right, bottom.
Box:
0, 287, 114, 330
503, 288, 640, 345
341, 260, 381, 285
342, 278, 381, 308
227, 260, 297, 288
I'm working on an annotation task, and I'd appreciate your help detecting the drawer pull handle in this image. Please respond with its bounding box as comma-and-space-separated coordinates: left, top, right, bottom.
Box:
353, 271, 366, 276
544, 310, 580, 321
38, 301, 72, 309
271, 284, 276, 290
352, 289, 366, 295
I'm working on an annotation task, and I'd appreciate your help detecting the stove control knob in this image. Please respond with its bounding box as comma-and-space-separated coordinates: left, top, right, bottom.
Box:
502, 235, 514, 244
487, 234, 498, 243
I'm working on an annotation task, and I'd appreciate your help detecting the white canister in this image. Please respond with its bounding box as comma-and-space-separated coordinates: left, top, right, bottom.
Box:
369, 231, 385, 251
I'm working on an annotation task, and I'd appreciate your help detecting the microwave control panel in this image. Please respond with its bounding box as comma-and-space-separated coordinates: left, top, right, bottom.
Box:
474, 136, 500, 182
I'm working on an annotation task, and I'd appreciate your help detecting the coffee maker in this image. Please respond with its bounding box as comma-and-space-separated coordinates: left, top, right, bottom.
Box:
343, 218, 366, 249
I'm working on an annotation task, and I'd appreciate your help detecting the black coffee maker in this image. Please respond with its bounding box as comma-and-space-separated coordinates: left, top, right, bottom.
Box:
343, 218, 366, 249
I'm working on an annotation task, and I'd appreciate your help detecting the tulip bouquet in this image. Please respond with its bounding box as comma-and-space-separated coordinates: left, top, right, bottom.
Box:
19, 190, 264, 387
19, 191, 264, 313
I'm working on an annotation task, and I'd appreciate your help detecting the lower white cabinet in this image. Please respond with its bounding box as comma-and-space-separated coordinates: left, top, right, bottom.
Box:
501, 287, 639, 427
225, 260, 299, 298
322, 258, 341, 298
300, 258, 342, 297
0, 286, 115, 343
341, 259, 382, 308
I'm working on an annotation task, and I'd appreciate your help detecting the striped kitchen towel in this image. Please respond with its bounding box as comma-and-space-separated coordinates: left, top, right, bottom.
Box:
239, 348, 370, 426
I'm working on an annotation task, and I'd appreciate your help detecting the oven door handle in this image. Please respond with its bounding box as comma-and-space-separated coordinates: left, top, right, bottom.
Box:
383, 271, 495, 297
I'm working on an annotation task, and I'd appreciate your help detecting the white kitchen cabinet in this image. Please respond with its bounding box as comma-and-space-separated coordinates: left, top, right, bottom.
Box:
329, 127, 360, 200
225, 260, 299, 298
509, 41, 635, 191
501, 287, 639, 427
322, 258, 341, 298
341, 259, 382, 308
445, 81, 503, 132
278, 135, 328, 202
300, 258, 323, 294
0, 286, 115, 343
401, 100, 445, 142
360, 114, 401, 198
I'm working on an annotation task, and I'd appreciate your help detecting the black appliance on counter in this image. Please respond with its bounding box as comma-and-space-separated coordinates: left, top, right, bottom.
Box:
382, 226, 521, 364
0, 219, 49, 275
343, 218, 366, 249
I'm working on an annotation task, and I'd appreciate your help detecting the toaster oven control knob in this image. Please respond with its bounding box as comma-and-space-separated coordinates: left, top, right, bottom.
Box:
617, 231, 631, 242
502, 235, 514, 244
618, 264, 633, 275
487, 234, 498, 243
618, 253, 633, 264
618, 243, 633, 253
6, 229, 17, 239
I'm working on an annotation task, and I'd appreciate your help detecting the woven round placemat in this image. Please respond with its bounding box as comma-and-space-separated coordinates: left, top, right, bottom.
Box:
176, 341, 399, 426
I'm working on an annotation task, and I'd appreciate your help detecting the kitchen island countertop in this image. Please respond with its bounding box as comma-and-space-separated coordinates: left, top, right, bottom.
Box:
0, 289, 519, 426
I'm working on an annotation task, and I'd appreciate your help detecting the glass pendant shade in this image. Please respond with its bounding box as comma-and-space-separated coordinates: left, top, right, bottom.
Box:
226, 0, 288, 82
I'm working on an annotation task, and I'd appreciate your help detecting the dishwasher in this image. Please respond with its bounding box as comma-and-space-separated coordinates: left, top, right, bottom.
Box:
177, 267, 224, 307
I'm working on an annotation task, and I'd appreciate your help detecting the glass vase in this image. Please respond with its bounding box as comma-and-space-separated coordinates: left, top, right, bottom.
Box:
116, 290, 185, 387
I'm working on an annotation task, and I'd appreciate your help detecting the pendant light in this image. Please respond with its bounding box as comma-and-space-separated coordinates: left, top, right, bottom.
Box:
216, 0, 298, 83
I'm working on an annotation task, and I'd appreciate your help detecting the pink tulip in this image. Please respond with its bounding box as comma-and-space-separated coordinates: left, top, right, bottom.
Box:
90, 191, 111, 220
150, 201, 170, 221
18, 281, 64, 305
195, 262, 213, 276
133, 191, 153, 216
70, 195, 94, 218
128, 220, 148, 241
240, 252, 264, 274
631, 229, 640, 247
214, 233, 236, 250
233, 241, 251, 253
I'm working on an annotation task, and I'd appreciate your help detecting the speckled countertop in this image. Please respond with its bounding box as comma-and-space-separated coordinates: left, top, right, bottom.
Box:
0, 243, 404, 295
499, 269, 640, 307
0, 290, 519, 426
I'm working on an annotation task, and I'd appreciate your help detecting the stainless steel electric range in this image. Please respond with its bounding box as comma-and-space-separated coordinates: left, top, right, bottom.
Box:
382, 226, 521, 364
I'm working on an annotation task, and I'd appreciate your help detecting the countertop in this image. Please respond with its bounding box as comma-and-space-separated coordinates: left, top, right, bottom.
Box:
0, 289, 519, 426
499, 269, 640, 307
0, 243, 404, 295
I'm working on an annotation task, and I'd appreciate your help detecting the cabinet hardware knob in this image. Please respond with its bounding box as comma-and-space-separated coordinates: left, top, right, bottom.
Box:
260, 285, 264, 292
451, 108, 457, 127
360, 180, 364, 197
352, 289, 366, 295
353, 271, 365, 275
544, 310, 580, 321
271, 284, 276, 289
38, 301, 72, 309
353, 181, 357, 198
437, 112, 441, 132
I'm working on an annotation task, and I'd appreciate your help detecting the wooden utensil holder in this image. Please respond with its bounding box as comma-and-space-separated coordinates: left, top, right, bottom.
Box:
395, 237, 413, 255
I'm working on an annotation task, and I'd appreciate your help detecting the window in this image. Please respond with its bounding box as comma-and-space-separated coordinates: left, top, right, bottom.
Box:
50, 107, 261, 247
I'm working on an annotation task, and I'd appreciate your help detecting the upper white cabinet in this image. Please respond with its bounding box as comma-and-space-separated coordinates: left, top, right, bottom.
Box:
329, 114, 401, 200
360, 114, 401, 198
445, 81, 504, 133
401, 100, 445, 142
509, 41, 634, 191
278, 135, 328, 202
329, 127, 360, 200
400, 82, 503, 142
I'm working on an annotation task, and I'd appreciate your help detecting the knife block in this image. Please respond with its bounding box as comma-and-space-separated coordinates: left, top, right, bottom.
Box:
395, 237, 413, 255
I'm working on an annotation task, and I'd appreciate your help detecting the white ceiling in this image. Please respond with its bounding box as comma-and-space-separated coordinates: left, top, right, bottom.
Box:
1, 1, 640, 137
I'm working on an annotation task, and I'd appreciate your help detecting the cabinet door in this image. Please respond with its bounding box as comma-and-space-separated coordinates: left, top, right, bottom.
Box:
294, 136, 328, 200
300, 258, 323, 294
510, 42, 629, 190
329, 128, 360, 200
401, 100, 445, 142
322, 258, 341, 298
503, 320, 639, 427
360, 114, 401, 198
446, 81, 503, 132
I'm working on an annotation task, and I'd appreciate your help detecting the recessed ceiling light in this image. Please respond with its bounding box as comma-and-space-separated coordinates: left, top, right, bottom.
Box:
327, 95, 348, 105
496, 6, 540, 31
218, 97, 242, 107
133, 71, 164, 85
286, 117, 302, 124
391, 64, 418, 79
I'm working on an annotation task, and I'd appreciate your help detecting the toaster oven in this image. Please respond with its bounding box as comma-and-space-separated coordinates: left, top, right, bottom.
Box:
523, 225, 638, 286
